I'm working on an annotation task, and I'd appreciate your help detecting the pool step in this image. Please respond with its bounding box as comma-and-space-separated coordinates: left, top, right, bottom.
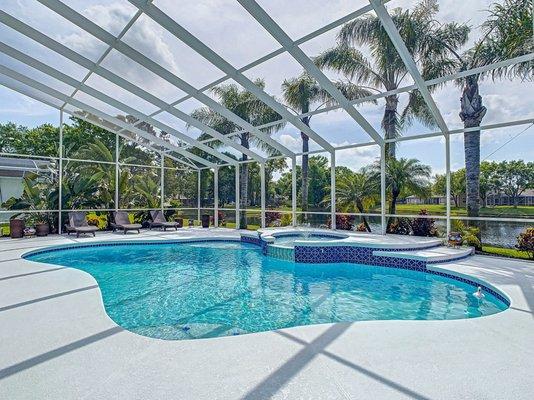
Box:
373, 246, 474, 264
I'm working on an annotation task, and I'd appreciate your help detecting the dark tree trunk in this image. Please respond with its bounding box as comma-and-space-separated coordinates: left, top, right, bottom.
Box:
301, 116, 310, 223
239, 134, 250, 229
459, 76, 486, 249
387, 188, 400, 231
356, 201, 371, 232
383, 95, 399, 159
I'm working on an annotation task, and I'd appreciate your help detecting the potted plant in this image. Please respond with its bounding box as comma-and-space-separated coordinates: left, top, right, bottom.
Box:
201, 214, 210, 228
34, 213, 50, 237
4, 173, 56, 237
173, 213, 184, 228
9, 217, 25, 239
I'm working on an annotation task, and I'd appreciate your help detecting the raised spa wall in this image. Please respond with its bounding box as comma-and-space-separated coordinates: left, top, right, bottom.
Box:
240, 231, 473, 271
240, 231, 507, 305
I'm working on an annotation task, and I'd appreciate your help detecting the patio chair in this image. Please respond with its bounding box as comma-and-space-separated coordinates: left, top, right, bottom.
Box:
111, 211, 142, 234
148, 210, 179, 231
66, 212, 98, 238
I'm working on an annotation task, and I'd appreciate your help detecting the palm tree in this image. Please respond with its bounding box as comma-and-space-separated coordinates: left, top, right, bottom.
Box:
314, 0, 469, 158
451, 0, 532, 220
323, 168, 378, 232
281, 72, 375, 219
189, 79, 285, 228
373, 158, 431, 230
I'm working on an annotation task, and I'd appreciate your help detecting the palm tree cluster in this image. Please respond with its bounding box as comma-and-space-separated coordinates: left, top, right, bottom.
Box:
187, 0, 531, 230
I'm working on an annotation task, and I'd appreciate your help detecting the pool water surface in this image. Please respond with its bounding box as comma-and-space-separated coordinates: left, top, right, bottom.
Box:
26, 241, 508, 340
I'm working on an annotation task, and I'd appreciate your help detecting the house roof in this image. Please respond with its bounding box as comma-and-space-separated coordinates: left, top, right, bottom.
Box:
0, 156, 51, 178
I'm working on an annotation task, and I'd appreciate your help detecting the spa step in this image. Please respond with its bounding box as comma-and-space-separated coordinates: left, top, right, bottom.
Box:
373, 246, 474, 264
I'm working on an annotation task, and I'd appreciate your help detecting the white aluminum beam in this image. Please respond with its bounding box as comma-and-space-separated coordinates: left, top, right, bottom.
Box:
0, 74, 196, 169
0, 12, 244, 165
0, 41, 238, 167
164, 1, 389, 112
237, 0, 384, 146
35, 0, 267, 163
127, 0, 329, 154
330, 152, 336, 230
58, 109, 63, 234
370, 0, 449, 135
260, 162, 266, 228
235, 165, 240, 229
60, 9, 143, 110
214, 166, 219, 227
291, 157, 297, 226
380, 144, 386, 235
0, 64, 216, 168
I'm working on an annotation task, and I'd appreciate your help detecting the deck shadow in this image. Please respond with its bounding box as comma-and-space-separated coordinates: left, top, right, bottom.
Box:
0, 285, 98, 312
0, 326, 123, 380
241, 325, 432, 400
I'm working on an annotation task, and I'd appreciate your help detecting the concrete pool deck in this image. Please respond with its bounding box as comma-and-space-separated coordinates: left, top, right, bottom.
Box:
0, 228, 533, 400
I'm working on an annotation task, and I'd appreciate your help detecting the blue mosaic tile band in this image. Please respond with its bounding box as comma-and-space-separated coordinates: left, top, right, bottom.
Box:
240, 235, 261, 246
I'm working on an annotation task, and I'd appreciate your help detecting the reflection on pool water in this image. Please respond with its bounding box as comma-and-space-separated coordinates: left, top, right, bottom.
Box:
26, 241, 508, 340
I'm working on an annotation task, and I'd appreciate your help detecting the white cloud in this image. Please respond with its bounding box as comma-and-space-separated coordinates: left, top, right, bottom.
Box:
278, 133, 302, 153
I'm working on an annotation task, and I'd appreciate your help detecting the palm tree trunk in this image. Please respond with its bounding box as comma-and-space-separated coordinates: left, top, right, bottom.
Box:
459, 76, 486, 249
383, 95, 399, 158
387, 188, 399, 232
239, 134, 250, 229
356, 201, 371, 232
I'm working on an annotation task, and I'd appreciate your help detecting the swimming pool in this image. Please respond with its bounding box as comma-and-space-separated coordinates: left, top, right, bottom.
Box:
25, 241, 508, 340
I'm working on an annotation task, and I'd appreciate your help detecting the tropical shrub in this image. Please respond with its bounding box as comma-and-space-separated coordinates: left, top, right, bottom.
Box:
452, 220, 481, 248
355, 222, 368, 232
327, 215, 354, 230
410, 210, 438, 237
280, 213, 292, 227
86, 212, 108, 229
266, 211, 282, 227
516, 228, 534, 260
388, 218, 412, 235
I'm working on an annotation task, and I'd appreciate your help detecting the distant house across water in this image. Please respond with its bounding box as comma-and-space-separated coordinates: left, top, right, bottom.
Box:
404, 190, 534, 207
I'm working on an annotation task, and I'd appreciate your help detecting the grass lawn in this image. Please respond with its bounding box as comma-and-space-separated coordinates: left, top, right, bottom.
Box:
480, 245, 532, 261
237, 204, 534, 218
370, 204, 534, 217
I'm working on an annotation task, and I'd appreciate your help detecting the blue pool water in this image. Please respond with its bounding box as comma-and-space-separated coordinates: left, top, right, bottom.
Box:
26, 241, 508, 340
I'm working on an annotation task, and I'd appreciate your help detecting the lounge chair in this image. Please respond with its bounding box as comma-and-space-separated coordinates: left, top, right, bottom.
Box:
66, 212, 99, 238
148, 210, 179, 231
111, 211, 142, 234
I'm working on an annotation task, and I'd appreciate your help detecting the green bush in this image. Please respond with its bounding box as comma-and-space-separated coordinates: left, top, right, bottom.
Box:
280, 213, 292, 227
452, 220, 481, 248
410, 210, 437, 237
516, 227, 534, 260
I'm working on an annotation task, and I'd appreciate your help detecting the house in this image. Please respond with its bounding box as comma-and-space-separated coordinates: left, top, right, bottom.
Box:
0, 156, 52, 206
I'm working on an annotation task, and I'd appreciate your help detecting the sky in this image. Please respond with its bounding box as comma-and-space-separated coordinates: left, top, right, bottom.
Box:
0, 0, 532, 177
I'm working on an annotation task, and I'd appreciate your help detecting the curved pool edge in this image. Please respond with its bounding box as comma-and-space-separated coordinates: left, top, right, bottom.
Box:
22, 236, 511, 309
21, 236, 243, 259
2, 231, 533, 400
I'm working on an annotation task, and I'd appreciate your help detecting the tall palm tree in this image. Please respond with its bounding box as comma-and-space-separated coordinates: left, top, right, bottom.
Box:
450, 0, 532, 220
189, 79, 285, 228
323, 168, 378, 232
373, 157, 431, 230
281, 72, 375, 219
314, 0, 469, 158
